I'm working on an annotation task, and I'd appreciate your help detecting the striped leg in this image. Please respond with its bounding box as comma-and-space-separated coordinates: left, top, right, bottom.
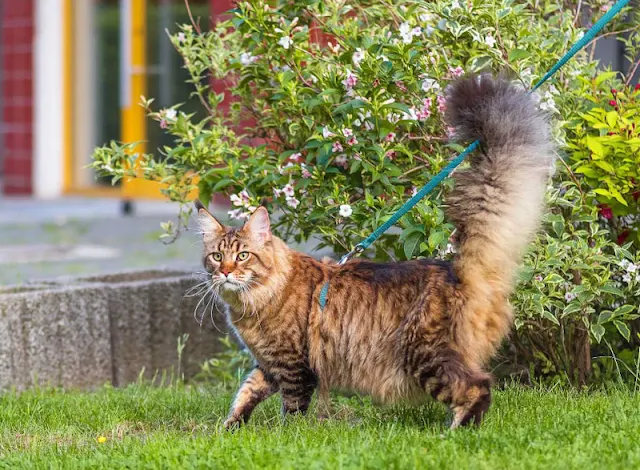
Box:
224, 367, 278, 429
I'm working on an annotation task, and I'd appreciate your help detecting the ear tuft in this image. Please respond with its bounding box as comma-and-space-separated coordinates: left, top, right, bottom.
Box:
195, 200, 224, 235
244, 206, 272, 244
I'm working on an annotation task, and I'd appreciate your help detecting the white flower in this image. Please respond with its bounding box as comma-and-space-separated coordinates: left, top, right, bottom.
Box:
164, 108, 177, 122
289, 152, 302, 162
623, 273, 632, 284
419, 12, 435, 23
539, 91, 559, 113
177, 32, 186, 43
342, 128, 353, 137
228, 209, 249, 220
273, 187, 282, 198
421, 78, 440, 92
620, 259, 631, 269
322, 126, 335, 139
278, 36, 292, 50
282, 184, 295, 198
240, 52, 257, 66
451, 0, 461, 9
286, 197, 300, 209
352, 48, 365, 68
377, 54, 389, 62
399, 22, 422, 44
565, 292, 577, 302
229, 194, 243, 207
339, 204, 353, 218
328, 42, 341, 54
548, 84, 559, 95
627, 263, 637, 274
445, 243, 456, 254
484, 34, 496, 48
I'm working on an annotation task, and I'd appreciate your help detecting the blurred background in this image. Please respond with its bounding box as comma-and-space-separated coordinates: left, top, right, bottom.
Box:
0, 0, 635, 285
0, 0, 234, 285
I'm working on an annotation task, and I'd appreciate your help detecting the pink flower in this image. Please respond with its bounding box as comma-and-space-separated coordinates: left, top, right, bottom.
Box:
342, 128, 353, 137
353, 153, 362, 161
301, 165, 312, 178
289, 152, 302, 162
347, 135, 358, 146
450, 66, 464, 78
385, 132, 396, 143
437, 95, 447, 113
446, 126, 456, 138
385, 150, 397, 159
160, 119, 168, 129
228, 209, 249, 220
286, 197, 300, 209
273, 187, 282, 197
342, 70, 358, 90
332, 141, 344, 153
177, 32, 186, 43
239, 190, 251, 204
282, 184, 295, 198
335, 154, 348, 169
599, 205, 613, 220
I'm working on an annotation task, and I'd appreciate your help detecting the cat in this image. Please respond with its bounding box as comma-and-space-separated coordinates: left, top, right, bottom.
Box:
194, 73, 555, 429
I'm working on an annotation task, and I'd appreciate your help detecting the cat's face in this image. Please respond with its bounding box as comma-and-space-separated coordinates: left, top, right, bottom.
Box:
196, 202, 274, 293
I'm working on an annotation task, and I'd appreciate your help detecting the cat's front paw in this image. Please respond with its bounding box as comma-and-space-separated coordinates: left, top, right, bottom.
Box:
223, 415, 244, 431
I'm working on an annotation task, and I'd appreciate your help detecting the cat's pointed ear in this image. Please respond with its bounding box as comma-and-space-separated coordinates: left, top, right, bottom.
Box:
243, 206, 272, 244
194, 199, 225, 235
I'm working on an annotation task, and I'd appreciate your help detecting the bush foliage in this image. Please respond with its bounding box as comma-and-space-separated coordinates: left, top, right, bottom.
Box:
92, 0, 640, 384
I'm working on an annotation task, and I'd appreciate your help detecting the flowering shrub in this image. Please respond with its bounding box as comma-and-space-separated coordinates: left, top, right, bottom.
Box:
568, 81, 640, 247
91, 0, 640, 383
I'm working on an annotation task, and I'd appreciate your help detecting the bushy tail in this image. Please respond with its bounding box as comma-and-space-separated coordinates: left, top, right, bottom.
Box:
445, 74, 555, 297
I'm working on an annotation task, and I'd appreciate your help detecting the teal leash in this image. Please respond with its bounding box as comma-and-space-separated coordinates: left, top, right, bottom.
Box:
319, 0, 631, 310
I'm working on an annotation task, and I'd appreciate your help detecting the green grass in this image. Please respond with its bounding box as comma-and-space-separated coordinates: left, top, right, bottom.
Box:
1, 384, 639, 469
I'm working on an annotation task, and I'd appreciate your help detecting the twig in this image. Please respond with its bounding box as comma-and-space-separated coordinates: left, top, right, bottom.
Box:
573, 0, 583, 26
584, 26, 638, 51
626, 57, 640, 86
184, 0, 202, 35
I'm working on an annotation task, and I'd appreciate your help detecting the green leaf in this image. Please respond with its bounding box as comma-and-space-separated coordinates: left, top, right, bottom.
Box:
591, 324, 606, 343
594, 71, 618, 86
509, 49, 531, 61
605, 111, 618, 127
600, 285, 624, 297
563, 302, 582, 316
544, 273, 565, 283
198, 179, 213, 206
613, 305, 636, 317
542, 310, 560, 326
212, 178, 233, 193
428, 231, 445, 250
614, 320, 631, 341
586, 135, 604, 158
403, 232, 422, 259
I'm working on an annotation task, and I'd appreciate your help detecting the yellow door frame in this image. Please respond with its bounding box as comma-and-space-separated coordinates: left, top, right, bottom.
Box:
121, 0, 165, 199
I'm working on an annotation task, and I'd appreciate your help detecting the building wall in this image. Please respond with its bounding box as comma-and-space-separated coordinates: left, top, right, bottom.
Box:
1, 1, 35, 195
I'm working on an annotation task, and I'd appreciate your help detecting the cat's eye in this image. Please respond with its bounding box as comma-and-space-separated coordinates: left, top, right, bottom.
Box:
237, 252, 250, 261
212, 252, 223, 262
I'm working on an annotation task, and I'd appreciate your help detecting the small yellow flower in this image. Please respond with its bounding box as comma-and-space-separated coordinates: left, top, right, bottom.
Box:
97, 436, 107, 444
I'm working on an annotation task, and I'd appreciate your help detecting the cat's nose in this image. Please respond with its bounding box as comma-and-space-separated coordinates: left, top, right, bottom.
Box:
220, 269, 231, 276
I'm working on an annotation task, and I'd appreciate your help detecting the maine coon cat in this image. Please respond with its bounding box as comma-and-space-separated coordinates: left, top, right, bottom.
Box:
195, 74, 554, 429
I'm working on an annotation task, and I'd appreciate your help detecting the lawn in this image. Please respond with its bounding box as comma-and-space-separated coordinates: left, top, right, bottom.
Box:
0, 384, 639, 469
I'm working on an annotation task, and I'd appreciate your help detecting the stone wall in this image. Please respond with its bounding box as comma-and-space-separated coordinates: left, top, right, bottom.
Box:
0, 269, 225, 390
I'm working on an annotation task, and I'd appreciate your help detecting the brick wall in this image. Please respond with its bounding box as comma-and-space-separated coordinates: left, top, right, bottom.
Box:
1, 1, 35, 195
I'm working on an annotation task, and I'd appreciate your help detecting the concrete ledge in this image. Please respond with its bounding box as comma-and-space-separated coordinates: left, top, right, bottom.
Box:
0, 269, 225, 390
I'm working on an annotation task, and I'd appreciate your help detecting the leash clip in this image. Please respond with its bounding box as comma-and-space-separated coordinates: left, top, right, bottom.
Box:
338, 244, 364, 265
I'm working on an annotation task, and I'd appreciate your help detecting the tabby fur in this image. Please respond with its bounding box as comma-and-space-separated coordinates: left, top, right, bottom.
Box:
195, 74, 555, 429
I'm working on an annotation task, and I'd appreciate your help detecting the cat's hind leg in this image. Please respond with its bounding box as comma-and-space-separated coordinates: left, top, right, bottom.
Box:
409, 347, 492, 428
